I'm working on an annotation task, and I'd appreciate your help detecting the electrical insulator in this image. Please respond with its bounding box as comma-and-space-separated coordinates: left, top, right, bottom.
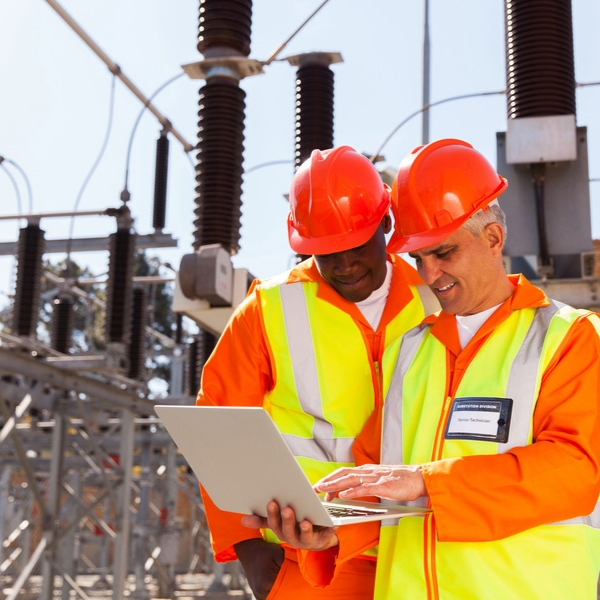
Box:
197, 0, 252, 58
193, 79, 246, 255
50, 295, 74, 354
184, 338, 199, 397
105, 228, 135, 345
175, 313, 183, 345
127, 287, 147, 381
12, 223, 45, 337
505, 0, 576, 118
184, 329, 217, 396
294, 63, 335, 171
153, 133, 169, 231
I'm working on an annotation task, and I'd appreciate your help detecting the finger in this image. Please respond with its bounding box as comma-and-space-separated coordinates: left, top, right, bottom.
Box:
314, 467, 354, 486
241, 514, 268, 529
265, 501, 284, 532
316, 471, 363, 493
279, 506, 305, 543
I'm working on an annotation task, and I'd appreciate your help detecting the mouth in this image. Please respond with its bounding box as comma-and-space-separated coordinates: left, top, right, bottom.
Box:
435, 281, 456, 295
337, 273, 367, 287
336, 272, 368, 288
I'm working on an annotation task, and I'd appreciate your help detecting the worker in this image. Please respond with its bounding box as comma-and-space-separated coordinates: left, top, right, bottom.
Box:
196, 145, 438, 600
242, 138, 600, 600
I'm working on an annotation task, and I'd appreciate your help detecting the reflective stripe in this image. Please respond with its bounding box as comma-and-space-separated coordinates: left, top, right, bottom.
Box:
281, 433, 354, 463
501, 301, 561, 450
380, 326, 430, 526
382, 301, 600, 531
280, 283, 333, 442
382, 325, 426, 465
383, 303, 563, 458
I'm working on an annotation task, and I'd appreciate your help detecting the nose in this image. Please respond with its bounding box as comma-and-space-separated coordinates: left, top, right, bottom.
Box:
333, 250, 358, 274
418, 257, 443, 285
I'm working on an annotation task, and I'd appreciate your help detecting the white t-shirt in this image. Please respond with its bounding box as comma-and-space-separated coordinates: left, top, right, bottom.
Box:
355, 261, 392, 330
455, 303, 502, 349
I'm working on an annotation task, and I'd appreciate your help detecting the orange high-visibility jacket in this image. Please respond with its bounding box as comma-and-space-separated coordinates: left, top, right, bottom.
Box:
196, 254, 426, 563
298, 275, 600, 590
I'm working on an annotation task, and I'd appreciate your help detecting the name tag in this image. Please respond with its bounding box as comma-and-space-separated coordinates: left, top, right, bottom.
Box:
445, 397, 512, 443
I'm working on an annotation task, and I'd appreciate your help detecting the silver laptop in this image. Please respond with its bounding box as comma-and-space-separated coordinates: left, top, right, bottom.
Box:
154, 405, 430, 527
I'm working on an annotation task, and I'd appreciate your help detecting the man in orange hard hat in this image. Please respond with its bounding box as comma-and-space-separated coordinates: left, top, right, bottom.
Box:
243, 139, 600, 600
196, 145, 438, 600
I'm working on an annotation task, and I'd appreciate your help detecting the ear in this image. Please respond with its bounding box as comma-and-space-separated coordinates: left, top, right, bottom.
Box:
484, 222, 505, 257
382, 213, 392, 234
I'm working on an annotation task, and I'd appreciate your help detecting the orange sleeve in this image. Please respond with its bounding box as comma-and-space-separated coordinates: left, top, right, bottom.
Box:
424, 316, 600, 542
298, 522, 380, 588
195, 289, 273, 561
297, 402, 384, 585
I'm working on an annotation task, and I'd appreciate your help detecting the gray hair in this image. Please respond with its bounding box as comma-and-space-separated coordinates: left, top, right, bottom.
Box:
462, 201, 507, 238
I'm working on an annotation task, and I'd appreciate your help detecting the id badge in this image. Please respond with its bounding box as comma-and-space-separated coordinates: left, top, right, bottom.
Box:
444, 397, 512, 443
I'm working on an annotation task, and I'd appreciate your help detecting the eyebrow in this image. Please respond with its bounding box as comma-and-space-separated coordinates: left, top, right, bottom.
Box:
409, 243, 458, 259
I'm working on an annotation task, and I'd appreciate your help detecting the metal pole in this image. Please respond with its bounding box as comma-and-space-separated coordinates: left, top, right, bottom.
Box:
40, 408, 66, 600
43, 0, 193, 153
422, 0, 431, 145
112, 408, 135, 599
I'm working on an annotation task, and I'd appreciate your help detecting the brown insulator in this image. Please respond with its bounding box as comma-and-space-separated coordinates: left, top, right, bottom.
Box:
127, 287, 147, 381
105, 228, 135, 344
184, 329, 217, 396
193, 77, 246, 254
294, 63, 335, 171
50, 295, 74, 354
152, 133, 169, 231
197, 0, 253, 57
505, 0, 576, 118
12, 223, 45, 337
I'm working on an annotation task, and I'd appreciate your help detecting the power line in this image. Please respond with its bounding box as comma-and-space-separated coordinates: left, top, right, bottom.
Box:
370, 89, 506, 162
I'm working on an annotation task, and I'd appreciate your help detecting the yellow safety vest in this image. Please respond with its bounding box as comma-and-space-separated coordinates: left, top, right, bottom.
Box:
376, 301, 600, 600
257, 271, 430, 547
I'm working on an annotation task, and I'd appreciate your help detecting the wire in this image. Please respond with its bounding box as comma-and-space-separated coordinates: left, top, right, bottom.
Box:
0, 161, 24, 293
244, 159, 293, 174
369, 89, 506, 162
262, 0, 333, 66
122, 71, 186, 199
0, 157, 33, 213
0, 160, 23, 215
64, 73, 118, 276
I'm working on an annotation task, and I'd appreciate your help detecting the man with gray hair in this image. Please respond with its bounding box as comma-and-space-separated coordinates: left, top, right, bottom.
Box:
241, 139, 600, 600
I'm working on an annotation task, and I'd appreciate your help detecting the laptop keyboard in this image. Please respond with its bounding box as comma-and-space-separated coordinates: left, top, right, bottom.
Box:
324, 503, 387, 517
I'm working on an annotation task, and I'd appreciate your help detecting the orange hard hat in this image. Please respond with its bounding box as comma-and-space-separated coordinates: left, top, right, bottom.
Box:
287, 146, 391, 255
387, 138, 508, 254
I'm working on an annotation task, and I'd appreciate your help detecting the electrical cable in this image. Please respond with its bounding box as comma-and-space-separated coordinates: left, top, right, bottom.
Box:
244, 159, 293, 174
0, 157, 33, 213
262, 0, 333, 66
121, 71, 186, 202
0, 160, 23, 215
369, 89, 506, 162
0, 160, 24, 300
64, 73, 118, 277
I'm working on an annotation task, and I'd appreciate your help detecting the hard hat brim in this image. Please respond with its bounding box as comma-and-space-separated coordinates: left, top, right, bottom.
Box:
288, 213, 384, 256
387, 179, 507, 254
386, 212, 472, 254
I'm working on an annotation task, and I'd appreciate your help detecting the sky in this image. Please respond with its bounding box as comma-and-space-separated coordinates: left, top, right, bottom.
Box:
0, 0, 599, 312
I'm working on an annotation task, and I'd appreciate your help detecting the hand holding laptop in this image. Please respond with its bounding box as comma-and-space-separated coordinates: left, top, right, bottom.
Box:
241, 499, 340, 553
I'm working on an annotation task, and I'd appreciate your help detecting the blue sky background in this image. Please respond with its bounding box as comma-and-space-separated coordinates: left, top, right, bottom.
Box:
0, 0, 599, 308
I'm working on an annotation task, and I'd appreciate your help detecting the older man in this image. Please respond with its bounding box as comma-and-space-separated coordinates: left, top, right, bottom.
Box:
244, 139, 600, 600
